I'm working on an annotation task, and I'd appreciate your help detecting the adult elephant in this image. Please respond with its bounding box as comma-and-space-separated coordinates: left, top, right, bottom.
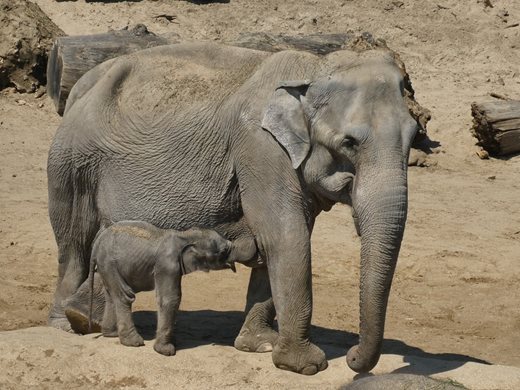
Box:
47, 42, 419, 375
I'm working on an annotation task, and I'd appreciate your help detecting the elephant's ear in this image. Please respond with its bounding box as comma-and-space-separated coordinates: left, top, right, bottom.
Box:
261, 80, 311, 169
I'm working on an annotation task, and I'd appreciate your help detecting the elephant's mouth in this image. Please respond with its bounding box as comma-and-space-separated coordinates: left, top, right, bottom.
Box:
345, 174, 354, 195
337, 173, 354, 204
313, 172, 354, 211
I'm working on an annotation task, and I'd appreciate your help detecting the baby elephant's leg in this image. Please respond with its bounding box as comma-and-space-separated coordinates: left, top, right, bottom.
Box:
153, 265, 182, 356
101, 261, 144, 347
101, 291, 118, 337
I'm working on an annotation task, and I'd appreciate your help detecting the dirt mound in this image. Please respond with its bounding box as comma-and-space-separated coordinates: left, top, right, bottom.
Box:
0, 0, 64, 92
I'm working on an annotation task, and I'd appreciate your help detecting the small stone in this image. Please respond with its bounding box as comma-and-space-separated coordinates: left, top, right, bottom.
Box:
12, 174, 17, 178
497, 9, 509, 22
487, 175, 496, 180
35, 88, 46, 99
478, 0, 493, 8
38, 103, 44, 108
16, 99, 26, 105
476, 149, 489, 159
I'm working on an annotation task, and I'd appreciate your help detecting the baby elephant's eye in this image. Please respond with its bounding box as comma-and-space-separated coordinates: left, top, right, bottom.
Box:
341, 136, 357, 149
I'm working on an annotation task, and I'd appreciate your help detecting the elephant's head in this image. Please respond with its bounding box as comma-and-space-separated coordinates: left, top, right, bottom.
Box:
178, 228, 235, 274
262, 51, 418, 373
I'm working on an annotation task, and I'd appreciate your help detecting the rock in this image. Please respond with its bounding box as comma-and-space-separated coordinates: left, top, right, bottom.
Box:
341, 374, 465, 389
476, 149, 490, 159
408, 149, 429, 167
0, 0, 64, 93
497, 9, 509, 23
477, 0, 493, 9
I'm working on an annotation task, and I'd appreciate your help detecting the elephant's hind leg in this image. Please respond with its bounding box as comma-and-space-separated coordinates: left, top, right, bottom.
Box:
100, 261, 144, 347
234, 267, 278, 353
64, 274, 105, 334
47, 153, 101, 331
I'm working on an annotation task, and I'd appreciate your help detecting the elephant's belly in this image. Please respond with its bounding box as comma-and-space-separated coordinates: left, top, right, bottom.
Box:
96, 166, 263, 267
97, 158, 241, 228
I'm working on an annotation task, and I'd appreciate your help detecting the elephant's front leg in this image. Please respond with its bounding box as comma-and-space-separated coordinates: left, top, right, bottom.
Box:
234, 266, 278, 353
153, 262, 182, 356
236, 141, 327, 375
263, 229, 327, 375
241, 201, 326, 373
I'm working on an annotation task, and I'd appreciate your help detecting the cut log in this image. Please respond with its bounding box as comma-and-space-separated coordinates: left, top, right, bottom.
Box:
230, 31, 366, 55
46, 24, 174, 115
471, 100, 520, 156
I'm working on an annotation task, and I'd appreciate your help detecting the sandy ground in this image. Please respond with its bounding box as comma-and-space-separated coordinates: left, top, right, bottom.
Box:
1, 0, 520, 386
2, 327, 520, 390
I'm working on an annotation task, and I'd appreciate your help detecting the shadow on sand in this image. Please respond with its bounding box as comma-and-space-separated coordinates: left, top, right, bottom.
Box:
132, 309, 489, 377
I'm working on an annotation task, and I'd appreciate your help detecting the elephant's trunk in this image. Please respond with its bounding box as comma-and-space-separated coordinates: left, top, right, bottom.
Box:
347, 165, 408, 373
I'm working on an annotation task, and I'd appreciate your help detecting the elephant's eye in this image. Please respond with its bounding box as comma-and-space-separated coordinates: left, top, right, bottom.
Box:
341, 137, 357, 149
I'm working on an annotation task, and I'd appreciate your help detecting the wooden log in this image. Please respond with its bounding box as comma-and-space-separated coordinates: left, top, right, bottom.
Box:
471, 100, 520, 156
229, 31, 363, 55
46, 24, 174, 115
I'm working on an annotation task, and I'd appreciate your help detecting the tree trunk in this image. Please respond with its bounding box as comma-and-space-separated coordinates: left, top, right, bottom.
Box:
471, 100, 520, 156
46, 24, 175, 115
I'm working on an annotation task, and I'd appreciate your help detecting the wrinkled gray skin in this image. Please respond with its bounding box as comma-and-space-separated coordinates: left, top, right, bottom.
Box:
47, 42, 418, 375
88, 221, 237, 356
341, 374, 466, 390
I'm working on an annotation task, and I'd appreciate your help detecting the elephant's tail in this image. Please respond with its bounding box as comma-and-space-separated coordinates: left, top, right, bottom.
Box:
88, 251, 96, 334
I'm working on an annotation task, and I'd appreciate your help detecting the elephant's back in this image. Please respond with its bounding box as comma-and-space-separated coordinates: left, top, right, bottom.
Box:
113, 43, 269, 116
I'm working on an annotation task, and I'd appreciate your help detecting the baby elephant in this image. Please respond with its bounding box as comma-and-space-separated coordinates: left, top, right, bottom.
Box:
88, 221, 236, 356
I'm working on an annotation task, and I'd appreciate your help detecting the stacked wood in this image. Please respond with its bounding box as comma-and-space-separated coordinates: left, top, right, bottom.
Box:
46, 24, 174, 115
471, 100, 520, 156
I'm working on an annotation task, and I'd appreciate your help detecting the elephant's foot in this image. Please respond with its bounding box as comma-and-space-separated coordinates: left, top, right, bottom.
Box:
62, 276, 106, 334
65, 307, 101, 335
101, 324, 118, 338
48, 315, 74, 333
272, 338, 328, 375
235, 292, 277, 353
234, 326, 278, 353
154, 341, 176, 356
119, 330, 144, 347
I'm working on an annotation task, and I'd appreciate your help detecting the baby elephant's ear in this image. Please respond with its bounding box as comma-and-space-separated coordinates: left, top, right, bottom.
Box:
261, 80, 311, 170
178, 244, 194, 270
